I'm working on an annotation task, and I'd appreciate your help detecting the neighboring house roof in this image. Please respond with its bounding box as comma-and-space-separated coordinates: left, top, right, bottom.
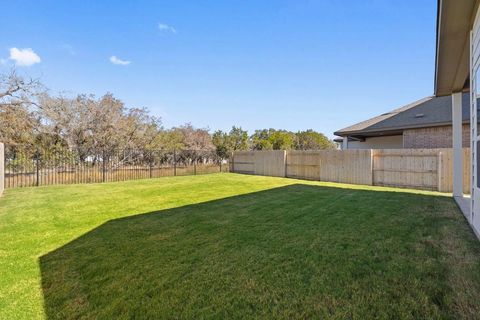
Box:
333, 137, 374, 143
334, 93, 471, 137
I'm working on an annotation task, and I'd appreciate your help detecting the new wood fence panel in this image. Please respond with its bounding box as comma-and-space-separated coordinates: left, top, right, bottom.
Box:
439, 149, 452, 192
232, 151, 255, 174
286, 151, 321, 180
232, 150, 285, 177
285, 150, 372, 185
255, 150, 286, 177
232, 148, 470, 193
372, 149, 440, 190
437, 148, 471, 193
318, 150, 373, 185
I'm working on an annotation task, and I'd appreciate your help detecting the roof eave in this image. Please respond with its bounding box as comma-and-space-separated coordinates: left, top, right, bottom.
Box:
334, 120, 470, 137
435, 0, 479, 96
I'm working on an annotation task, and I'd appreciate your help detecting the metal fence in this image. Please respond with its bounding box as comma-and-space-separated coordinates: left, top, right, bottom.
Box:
4, 146, 228, 188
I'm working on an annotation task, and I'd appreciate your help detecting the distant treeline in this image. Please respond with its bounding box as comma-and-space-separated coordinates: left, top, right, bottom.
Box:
0, 69, 336, 158
212, 127, 336, 158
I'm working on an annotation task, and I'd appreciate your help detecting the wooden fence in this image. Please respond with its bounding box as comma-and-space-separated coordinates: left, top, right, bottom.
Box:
231, 151, 286, 177
372, 148, 470, 193
231, 148, 471, 193
286, 150, 373, 185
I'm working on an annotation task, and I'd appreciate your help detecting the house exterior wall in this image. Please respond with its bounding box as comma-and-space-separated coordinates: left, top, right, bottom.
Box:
403, 124, 470, 148
342, 135, 403, 150
471, 6, 480, 236
342, 124, 470, 150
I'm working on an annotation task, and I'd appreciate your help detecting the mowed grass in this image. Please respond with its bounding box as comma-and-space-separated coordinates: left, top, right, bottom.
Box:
1, 173, 480, 319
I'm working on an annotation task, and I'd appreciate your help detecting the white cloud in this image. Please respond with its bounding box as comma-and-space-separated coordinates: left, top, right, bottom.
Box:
110, 55, 131, 65
158, 23, 177, 33
9, 48, 41, 66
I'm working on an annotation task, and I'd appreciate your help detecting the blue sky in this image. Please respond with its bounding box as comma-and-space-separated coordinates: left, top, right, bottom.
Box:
1, 0, 436, 138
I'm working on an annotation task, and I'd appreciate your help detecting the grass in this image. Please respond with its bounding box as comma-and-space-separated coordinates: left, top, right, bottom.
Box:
1, 173, 480, 319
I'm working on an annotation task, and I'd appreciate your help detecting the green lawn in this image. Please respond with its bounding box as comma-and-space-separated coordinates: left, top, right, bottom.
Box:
1, 173, 480, 319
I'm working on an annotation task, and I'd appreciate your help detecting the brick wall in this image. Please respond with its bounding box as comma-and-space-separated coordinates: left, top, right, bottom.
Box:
403, 124, 470, 148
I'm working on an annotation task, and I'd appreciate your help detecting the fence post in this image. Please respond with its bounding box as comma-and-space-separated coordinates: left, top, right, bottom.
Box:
149, 151, 153, 179
194, 152, 197, 175
231, 152, 235, 172
0, 143, 4, 195
35, 150, 40, 187
370, 149, 374, 186
173, 149, 177, 176
438, 151, 443, 192
102, 150, 106, 182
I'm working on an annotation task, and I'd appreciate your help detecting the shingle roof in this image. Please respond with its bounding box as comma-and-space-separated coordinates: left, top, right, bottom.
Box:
334, 93, 471, 137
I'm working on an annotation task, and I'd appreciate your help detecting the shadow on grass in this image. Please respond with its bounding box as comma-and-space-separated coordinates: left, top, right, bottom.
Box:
39, 184, 478, 319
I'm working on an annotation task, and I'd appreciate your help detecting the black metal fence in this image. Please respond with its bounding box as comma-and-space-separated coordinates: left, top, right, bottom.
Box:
4, 146, 228, 188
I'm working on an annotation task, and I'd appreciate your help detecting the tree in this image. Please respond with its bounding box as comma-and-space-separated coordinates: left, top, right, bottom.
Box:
295, 130, 336, 150
39, 93, 163, 158
157, 129, 185, 150
41, 94, 106, 158
269, 130, 296, 150
250, 129, 295, 150
251, 129, 274, 150
172, 123, 214, 151
119, 107, 163, 150
0, 69, 44, 146
228, 126, 249, 151
212, 126, 249, 158
212, 130, 229, 158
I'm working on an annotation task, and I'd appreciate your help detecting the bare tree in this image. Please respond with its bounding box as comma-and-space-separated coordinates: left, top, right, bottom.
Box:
0, 69, 45, 145
0, 68, 43, 107
39, 93, 164, 159
175, 123, 214, 151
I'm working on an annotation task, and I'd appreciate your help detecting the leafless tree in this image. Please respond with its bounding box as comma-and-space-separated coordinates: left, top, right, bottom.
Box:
39, 93, 164, 160
0, 69, 45, 145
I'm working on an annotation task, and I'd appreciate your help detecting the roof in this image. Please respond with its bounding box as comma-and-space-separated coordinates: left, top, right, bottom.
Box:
333, 137, 364, 143
334, 93, 471, 137
435, 0, 479, 96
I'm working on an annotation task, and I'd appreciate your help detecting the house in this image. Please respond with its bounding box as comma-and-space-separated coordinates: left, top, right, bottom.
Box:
334, 93, 471, 150
435, 0, 480, 238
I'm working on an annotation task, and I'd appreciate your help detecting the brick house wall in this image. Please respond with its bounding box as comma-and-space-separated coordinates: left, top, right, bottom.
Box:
403, 124, 470, 148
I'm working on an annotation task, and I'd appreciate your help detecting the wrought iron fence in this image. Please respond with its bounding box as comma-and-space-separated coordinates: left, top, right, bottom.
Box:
4, 145, 228, 188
